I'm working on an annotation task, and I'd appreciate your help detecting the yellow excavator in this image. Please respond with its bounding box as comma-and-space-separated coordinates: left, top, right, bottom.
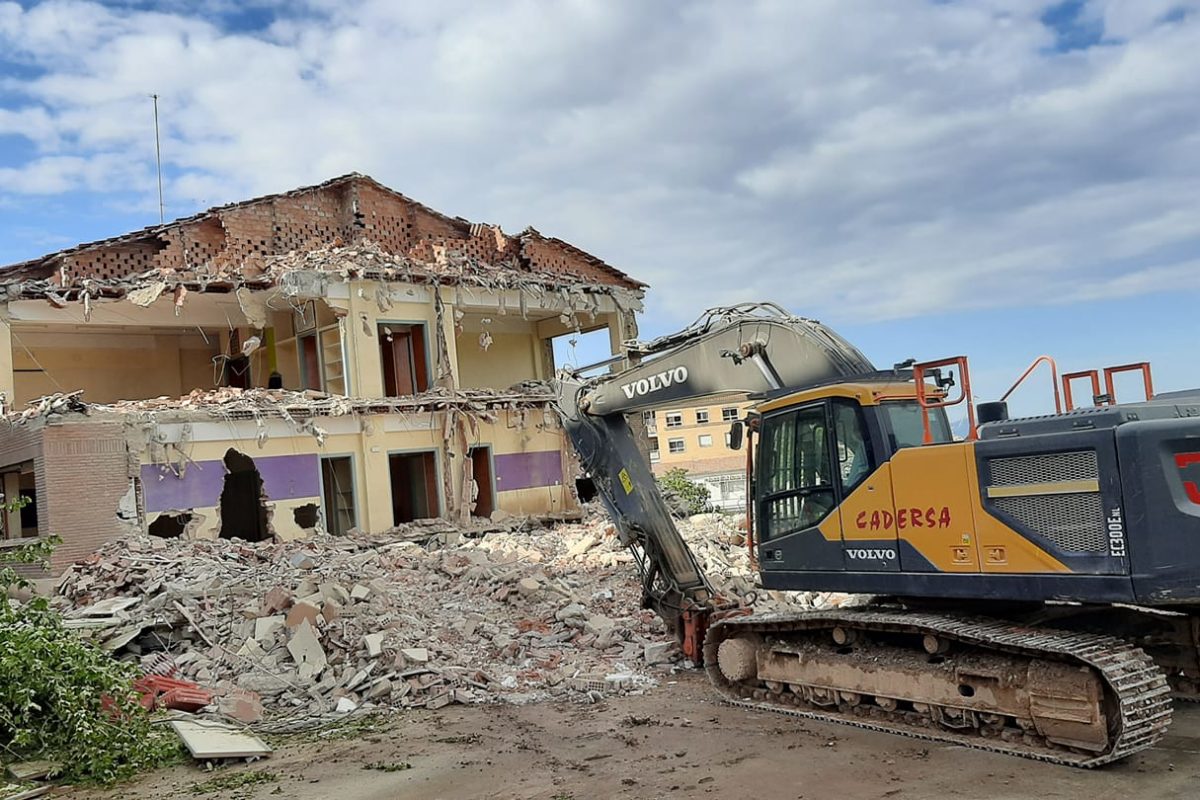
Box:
554, 302, 1200, 766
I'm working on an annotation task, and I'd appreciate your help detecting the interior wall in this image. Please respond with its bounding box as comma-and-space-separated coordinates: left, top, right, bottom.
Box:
456, 331, 540, 390
11, 329, 220, 405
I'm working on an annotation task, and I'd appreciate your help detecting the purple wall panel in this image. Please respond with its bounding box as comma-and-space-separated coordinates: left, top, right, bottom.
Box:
143, 454, 321, 513
494, 450, 562, 492
257, 454, 321, 500
141, 462, 225, 513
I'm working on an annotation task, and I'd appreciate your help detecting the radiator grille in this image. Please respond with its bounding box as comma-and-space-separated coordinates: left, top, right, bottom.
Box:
991, 492, 1108, 553
988, 451, 1098, 486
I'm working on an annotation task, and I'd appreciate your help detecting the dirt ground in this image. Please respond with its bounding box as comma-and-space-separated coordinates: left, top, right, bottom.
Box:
70, 671, 1200, 800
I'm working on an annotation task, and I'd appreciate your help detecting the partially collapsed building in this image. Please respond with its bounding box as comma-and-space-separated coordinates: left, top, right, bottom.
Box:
0, 173, 644, 571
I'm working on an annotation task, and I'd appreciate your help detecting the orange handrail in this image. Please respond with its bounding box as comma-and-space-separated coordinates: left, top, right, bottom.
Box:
1001, 355, 1061, 414
914, 356, 976, 444
1062, 370, 1101, 411
1104, 362, 1154, 404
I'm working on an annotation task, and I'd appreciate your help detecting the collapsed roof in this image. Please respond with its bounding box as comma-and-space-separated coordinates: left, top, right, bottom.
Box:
0, 173, 646, 306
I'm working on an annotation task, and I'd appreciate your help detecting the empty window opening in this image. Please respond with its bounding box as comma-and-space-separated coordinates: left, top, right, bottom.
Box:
218, 449, 270, 542
148, 512, 192, 539
380, 323, 429, 397
551, 327, 613, 373
293, 503, 320, 530
468, 447, 494, 519
389, 451, 440, 524
0, 463, 38, 539
320, 456, 357, 536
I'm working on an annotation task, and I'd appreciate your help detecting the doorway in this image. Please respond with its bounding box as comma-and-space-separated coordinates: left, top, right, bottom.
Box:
468, 447, 494, 519
320, 456, 357, 535
379, 323, 429, 397
389, 451, 440, 523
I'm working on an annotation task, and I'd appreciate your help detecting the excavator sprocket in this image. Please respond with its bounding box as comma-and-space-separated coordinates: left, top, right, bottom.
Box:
704, 609, 1173, 767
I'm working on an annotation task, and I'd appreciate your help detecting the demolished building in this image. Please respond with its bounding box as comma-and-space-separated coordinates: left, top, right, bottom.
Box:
0, 173, 644, 571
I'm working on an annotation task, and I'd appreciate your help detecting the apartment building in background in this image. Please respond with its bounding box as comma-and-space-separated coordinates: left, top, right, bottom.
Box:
645, 394, 752, 511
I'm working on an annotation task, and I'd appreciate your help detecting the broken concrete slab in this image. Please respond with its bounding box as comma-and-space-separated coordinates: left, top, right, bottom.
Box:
170, 719, 272, 760
254, 615, 285, 642
5, 761, 61, 781
400, 647, 429, 664
643, 641, 675, 665
286, 620, 327, 682
363, 633, 385, 658
366, 678, 393, 701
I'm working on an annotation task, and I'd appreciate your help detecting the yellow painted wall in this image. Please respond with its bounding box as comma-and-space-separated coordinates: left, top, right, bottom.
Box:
456, 331, 540, 390
10, 330, 220, 406
141, 405, 572, 541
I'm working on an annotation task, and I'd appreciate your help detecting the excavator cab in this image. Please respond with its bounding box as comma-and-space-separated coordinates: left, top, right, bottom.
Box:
739, 380, 957, 580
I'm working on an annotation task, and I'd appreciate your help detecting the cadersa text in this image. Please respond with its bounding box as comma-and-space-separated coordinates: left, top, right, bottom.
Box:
855, 507, 952, 530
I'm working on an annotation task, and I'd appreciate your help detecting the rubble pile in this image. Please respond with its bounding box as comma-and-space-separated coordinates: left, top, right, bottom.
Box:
54, 511, 848, 727
8, 384, 557, 428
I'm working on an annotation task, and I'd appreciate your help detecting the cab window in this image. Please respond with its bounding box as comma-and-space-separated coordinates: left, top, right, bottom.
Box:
832, 400, 873, 493
881, 401, 952, 450
758, 404, 835, 540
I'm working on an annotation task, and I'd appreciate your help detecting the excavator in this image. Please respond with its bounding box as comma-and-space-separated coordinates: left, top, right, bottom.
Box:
554, 302, 1200, 767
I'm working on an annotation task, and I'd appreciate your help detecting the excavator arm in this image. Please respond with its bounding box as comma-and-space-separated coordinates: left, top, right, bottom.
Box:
553, 303, 876, 658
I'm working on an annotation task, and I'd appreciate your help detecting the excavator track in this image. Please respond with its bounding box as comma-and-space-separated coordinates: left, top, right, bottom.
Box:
704, 609, 1173, 767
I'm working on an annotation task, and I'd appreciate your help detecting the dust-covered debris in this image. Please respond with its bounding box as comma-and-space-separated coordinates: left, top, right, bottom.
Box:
53, 510, 849, 729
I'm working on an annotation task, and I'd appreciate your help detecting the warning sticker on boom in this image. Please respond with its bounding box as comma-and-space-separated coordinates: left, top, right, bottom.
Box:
618, 468, 634, 494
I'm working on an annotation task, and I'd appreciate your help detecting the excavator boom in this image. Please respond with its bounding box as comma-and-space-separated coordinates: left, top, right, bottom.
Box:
555, 303, 876, 643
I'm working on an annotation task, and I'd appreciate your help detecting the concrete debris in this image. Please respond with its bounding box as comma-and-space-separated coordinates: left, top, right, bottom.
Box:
54, 509, 849, 728
170, 719, 272, 760
6, 383, 560, 430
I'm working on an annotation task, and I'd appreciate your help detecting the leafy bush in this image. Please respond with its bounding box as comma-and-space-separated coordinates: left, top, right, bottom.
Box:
656, 468, 711, 517
0, 535, 178, 783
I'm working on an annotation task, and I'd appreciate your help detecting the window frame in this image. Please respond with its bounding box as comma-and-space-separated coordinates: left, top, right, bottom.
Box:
698, 434, 714, 448
695, 409, 710, 424
667, 437, 686, 454
755, 401, 838, 541
664, 411, 684, 429
831, 399, 875, 496
721, 407, 739, 422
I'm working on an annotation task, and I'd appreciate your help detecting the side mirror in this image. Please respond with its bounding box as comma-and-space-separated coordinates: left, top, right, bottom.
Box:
728, 420, 744, 450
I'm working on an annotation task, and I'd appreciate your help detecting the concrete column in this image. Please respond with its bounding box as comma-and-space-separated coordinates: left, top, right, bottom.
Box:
0, 314, 13, 414
437, 287, 461, 390
359, 430, 394, 532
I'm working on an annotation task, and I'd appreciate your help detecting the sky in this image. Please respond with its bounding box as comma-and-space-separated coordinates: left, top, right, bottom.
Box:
1, 0, 1198, 417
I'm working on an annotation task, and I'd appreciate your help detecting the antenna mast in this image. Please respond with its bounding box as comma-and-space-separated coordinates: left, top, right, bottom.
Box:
151, 93, 164, 224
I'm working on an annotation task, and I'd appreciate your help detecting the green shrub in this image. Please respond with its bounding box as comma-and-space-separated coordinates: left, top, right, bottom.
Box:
656, 468, 711, 517
0, 535, 179, 783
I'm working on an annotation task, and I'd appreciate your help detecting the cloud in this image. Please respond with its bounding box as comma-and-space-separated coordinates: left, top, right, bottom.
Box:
0, 0, 1198, 325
